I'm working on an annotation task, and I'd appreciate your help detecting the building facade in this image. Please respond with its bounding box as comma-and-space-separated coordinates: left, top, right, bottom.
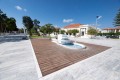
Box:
102, 27, 120, 33
62, 23, 95, 38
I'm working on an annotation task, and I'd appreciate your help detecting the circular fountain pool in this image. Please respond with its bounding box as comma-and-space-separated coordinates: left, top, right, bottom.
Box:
52, 34, 86, 49
52, 39, 86, 49
62, 42, 86, 49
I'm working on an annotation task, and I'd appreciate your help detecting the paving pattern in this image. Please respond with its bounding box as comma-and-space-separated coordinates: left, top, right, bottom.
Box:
1, 37, 120, 80
0, 40, 41, 80
41, 38, 120, 80
31, 38, 110, 76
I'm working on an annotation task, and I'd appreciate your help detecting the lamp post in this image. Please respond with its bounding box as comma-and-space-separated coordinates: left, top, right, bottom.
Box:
96, 18, 98, 29
96, 16, 102, 29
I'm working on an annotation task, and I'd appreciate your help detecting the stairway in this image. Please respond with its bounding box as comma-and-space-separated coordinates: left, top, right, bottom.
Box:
0, 35, 29, 42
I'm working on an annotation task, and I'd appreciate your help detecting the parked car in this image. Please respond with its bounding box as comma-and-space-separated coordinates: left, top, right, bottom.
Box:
106, 35, 119, 39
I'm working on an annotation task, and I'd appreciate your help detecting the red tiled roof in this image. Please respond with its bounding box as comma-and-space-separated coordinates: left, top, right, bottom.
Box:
64, 24, 83, 28
103, 27, 120, 30
103, 28, 115, 30
115, 26, 120, 29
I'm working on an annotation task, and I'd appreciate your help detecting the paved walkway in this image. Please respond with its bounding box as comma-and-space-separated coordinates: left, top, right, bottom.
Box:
41, 38, 120, 80
70, 37, 120, 47
0, 38, 120, 80
0, 40, 42, 80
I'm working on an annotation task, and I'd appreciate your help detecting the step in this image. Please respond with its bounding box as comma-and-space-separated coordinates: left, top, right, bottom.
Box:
0, 35, 29, 42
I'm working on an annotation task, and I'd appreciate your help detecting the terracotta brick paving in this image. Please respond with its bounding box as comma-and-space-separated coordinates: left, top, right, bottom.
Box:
31, 38, 110, 76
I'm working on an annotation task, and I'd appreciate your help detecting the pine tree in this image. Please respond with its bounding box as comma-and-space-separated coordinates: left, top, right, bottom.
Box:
114, 9, 120, 27
23, 16, 33, 36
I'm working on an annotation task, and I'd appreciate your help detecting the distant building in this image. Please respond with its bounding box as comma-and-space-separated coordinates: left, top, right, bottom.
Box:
61, 23, 96, 38
102, 27, 120, 33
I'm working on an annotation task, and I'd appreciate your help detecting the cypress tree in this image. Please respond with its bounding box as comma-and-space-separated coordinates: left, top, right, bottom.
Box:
114, 9, 120, 27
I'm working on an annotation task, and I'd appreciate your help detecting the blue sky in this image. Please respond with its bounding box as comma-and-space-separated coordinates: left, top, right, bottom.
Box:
0, 0, 120, 29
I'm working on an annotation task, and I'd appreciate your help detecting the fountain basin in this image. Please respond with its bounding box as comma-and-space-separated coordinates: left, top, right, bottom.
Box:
52, 34, 86, 49
52, 38, 86, 49
62, 42, 86, 49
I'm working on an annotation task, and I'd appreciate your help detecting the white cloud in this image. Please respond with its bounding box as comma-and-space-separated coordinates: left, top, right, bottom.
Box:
63, 19, 74, 23
15, 6, 22, 10
15, 6, 27, 12
23, 9, 27, 12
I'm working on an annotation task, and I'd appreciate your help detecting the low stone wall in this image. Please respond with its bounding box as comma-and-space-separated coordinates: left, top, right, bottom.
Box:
0, 35, 29, 42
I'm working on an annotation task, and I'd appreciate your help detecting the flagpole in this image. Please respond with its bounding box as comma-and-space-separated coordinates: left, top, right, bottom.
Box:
96, 18, 98, 29
96, 16, 102, 29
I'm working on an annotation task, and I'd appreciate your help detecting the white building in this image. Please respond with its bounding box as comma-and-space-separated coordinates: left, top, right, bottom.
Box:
102, 27, 120, 33
62, 23, 96, 38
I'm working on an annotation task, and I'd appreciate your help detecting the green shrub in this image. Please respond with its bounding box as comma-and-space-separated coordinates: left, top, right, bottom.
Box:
98, 32, 120, 36
87, 27, 98, 35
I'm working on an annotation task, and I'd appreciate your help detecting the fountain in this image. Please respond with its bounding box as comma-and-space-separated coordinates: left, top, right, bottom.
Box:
52, 34, 86, 49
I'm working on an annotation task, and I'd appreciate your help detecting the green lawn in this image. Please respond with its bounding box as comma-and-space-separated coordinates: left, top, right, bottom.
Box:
31, 35, 51, 39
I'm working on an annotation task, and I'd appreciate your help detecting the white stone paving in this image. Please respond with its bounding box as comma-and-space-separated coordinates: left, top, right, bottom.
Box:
0, 40, 42, 80
1, 38, 120, 80
70, 37, 120, 47
41, 38, 120, 80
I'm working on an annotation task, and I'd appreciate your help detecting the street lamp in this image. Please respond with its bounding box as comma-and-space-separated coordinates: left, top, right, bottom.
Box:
96, 16, 102, 29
